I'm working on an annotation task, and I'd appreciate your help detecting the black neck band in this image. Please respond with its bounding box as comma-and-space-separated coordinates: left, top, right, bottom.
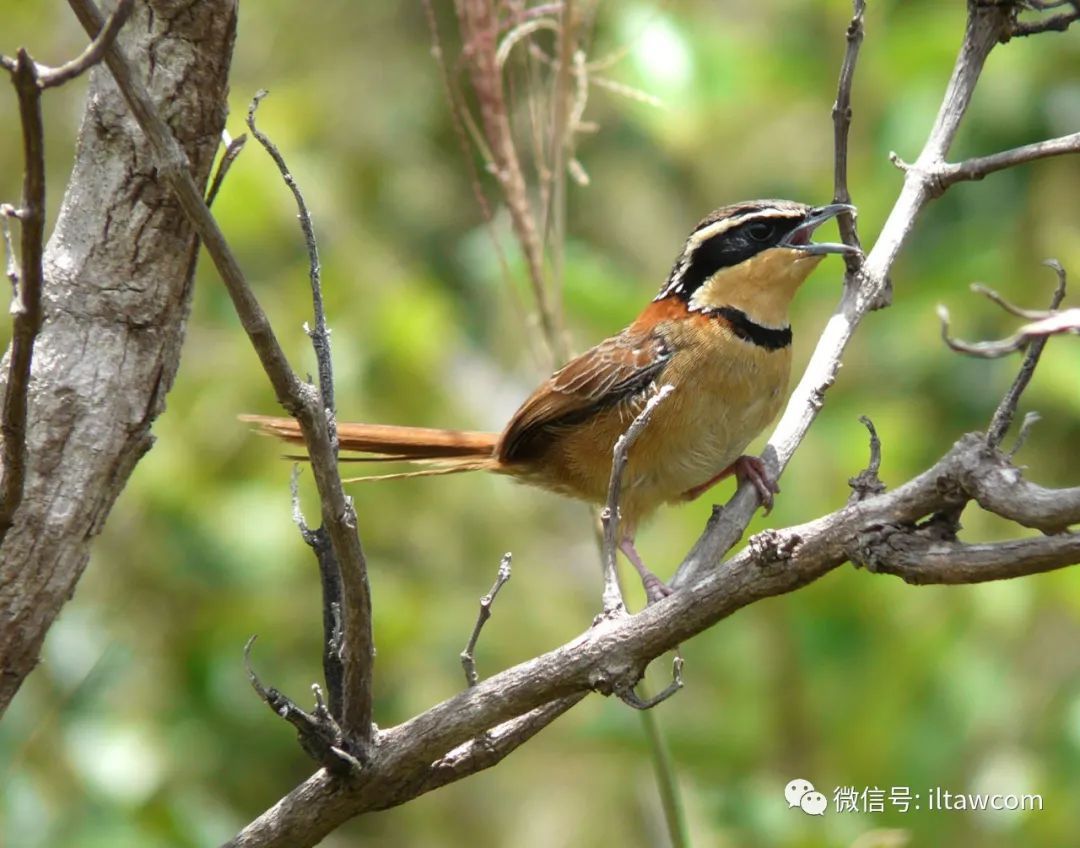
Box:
713, 306, 791, 350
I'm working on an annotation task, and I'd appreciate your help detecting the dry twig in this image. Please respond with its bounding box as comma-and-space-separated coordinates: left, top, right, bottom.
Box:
462, 553, 513, 687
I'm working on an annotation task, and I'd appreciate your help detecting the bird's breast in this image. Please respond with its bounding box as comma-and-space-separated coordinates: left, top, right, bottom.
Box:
629, 316, 792, 501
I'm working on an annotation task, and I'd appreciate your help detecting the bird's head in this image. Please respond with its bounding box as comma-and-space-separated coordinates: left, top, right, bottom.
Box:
657, 200, 858, 324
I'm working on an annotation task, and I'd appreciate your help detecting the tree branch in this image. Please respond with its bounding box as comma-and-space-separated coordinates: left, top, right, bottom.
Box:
985, 261, 1067, 446
936, 132, 1080, 189
0, 53, 46, 546
831, 0, 866, 276
66, 0, 377, 749
673, 0, 1021, 590
228, 424, 1080, 846
855, 530, 1080, 584
225, 2, 1080, 843
0, 0, 236, 715
37, 0, 133, 89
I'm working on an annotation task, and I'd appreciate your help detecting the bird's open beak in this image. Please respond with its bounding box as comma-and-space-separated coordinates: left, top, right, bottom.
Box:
780, 203, 860, 256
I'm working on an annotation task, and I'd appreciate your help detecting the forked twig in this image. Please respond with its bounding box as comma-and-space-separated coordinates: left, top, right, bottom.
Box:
937, 262, 1073, 370
65, 0, 376, 748
831, 0, 866, 276
986, 261, 1068, 446
461, 553, 513, 687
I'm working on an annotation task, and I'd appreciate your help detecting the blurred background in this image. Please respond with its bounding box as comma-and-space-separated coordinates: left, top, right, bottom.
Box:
2, 1, 1080, 846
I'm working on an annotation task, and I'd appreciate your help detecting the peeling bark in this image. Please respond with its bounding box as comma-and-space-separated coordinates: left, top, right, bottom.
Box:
0, 0, 237, 715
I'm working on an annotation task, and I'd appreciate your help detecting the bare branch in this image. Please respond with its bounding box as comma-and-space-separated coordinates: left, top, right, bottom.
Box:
847, 415, 885, 503
0, 51, 46, 545
961, 454, 1080, 534
205, 132, 248, 208
229, 426, 1080, 846
417, 693, 586, 792
673, 1, 1029, 591
986, 261, 1068, 446
65, 0, 376, 748
831, 0, 866, 276
1009, 7, 1080, 36
616, 655, 684, 711
600, 384, 675, 613
243, 637, 360, 774
37, 0, 133, 88
246, 91, 335, 422
856, 530, 1080, 585
461, 553, 513, 687
938, 263, 1076, 361
937, 132, 1080, 188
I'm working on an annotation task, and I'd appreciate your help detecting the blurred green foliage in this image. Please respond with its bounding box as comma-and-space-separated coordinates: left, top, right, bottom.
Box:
2, 2, 1080, 846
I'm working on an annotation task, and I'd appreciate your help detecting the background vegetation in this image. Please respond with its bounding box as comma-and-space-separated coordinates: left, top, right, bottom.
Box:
2, 1, 1079, 845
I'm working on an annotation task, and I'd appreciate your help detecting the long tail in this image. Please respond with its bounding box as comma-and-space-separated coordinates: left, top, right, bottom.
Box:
240, 414, 499, 481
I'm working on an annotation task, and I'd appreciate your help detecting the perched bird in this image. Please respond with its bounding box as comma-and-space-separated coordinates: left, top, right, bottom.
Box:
246, 200, 856, 599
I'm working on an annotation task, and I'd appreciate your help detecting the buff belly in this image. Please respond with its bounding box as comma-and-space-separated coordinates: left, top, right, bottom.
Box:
518, 329, 792, 531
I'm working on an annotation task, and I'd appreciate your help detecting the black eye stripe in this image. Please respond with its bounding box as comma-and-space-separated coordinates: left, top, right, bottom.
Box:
661, 215, 802, 300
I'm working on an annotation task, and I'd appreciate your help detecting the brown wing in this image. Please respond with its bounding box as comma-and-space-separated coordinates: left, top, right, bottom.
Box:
497, 328, 671, 462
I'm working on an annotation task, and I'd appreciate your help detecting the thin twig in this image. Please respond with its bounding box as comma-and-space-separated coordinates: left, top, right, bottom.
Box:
1010, 9, 1080, 36
37, 0, 133, 89
205, 131, 247, 208
0, 52, 46, 545
420, 0, 542, 367
246, 91, 335, 425
847, 415, 886, 503
543, 0, 578, 352
986, 260, 1068, 447
455, 0, 564, 364
461, 553, 513, 687
246, 92, 358, 723
938, 266, 1076, 360
831, 0, 866, 277
937, 132, 1080, 188
1008, 411, 1041, 459
243, 637, 360, 774
291, 465, 345, 717
601, 385, 675, 615
617, 655, 684, 711
971, 282, 1055, 320
65, 0, 376, 749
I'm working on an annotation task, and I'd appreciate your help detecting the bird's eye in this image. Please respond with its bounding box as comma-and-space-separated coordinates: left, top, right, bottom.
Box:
746, 221, 776, 242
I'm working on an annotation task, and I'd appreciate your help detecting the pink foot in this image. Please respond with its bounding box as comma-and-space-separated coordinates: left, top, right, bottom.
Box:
682, 455, 780, 513
618, 538, 673, 604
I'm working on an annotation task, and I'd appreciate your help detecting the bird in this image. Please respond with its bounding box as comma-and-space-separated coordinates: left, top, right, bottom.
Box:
245, 200, 857, 601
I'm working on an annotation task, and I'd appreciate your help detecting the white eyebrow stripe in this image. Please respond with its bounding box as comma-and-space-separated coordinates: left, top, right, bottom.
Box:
686, 209, 803, 251
655, 206, 806, 301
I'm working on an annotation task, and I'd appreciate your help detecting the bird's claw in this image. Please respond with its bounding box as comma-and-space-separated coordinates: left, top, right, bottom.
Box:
732, 455, 780, 513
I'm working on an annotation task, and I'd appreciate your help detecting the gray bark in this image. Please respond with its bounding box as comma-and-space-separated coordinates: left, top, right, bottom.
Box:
0, 0, 237, 715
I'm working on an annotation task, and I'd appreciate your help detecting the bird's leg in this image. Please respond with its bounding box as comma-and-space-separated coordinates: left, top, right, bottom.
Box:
682, 454, 780, 512
618, 537, 673, 604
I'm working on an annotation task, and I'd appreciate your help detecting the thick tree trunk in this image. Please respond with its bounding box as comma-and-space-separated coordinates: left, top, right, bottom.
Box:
0, 0, 237, 715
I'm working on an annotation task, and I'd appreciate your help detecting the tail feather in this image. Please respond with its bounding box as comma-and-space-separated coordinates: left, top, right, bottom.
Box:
240, 414, 500, 479
343, 460, 494, 484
